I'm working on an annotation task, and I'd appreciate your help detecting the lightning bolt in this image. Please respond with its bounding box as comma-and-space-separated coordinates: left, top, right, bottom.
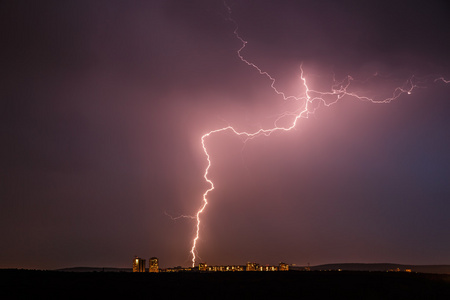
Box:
435, 77, 450, 84
185, 2, 449, 267
164, 211, 196, 221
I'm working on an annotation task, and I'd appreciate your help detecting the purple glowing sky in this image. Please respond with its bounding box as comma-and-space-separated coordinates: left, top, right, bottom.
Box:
1, 0, 450, 269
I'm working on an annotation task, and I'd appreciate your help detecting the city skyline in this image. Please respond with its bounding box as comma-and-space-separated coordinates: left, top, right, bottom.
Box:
131, 256, 290, 272
1, 0, 450, 270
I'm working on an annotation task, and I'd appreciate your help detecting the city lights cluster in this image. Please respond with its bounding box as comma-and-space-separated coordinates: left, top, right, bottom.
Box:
132, 257, 290, 272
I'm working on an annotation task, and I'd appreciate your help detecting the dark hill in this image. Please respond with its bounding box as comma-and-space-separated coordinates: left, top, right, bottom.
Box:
55, 267, 132, 272
303, 263, 450, 274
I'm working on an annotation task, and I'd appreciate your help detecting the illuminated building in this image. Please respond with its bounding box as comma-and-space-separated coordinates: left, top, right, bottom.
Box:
279, 262, 289, 271
246, 262, 258, 271
205, 265, 245, 272
149, 257, 159, 273
260, 265, 277, 271
133, 257, 146, 272
199, 263, 207, 271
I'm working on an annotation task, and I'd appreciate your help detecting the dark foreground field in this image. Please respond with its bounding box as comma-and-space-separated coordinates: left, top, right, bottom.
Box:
1, 269, 450, 299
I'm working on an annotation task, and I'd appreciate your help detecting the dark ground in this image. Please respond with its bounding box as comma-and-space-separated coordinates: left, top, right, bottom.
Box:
1, 269, 450, 299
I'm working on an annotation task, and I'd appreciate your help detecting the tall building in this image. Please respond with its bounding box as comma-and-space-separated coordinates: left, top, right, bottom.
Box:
149, 257, 159, 273
133, 257, 146, 272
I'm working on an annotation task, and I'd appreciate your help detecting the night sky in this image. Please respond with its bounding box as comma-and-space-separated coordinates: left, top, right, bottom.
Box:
1, 0, 450, 270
